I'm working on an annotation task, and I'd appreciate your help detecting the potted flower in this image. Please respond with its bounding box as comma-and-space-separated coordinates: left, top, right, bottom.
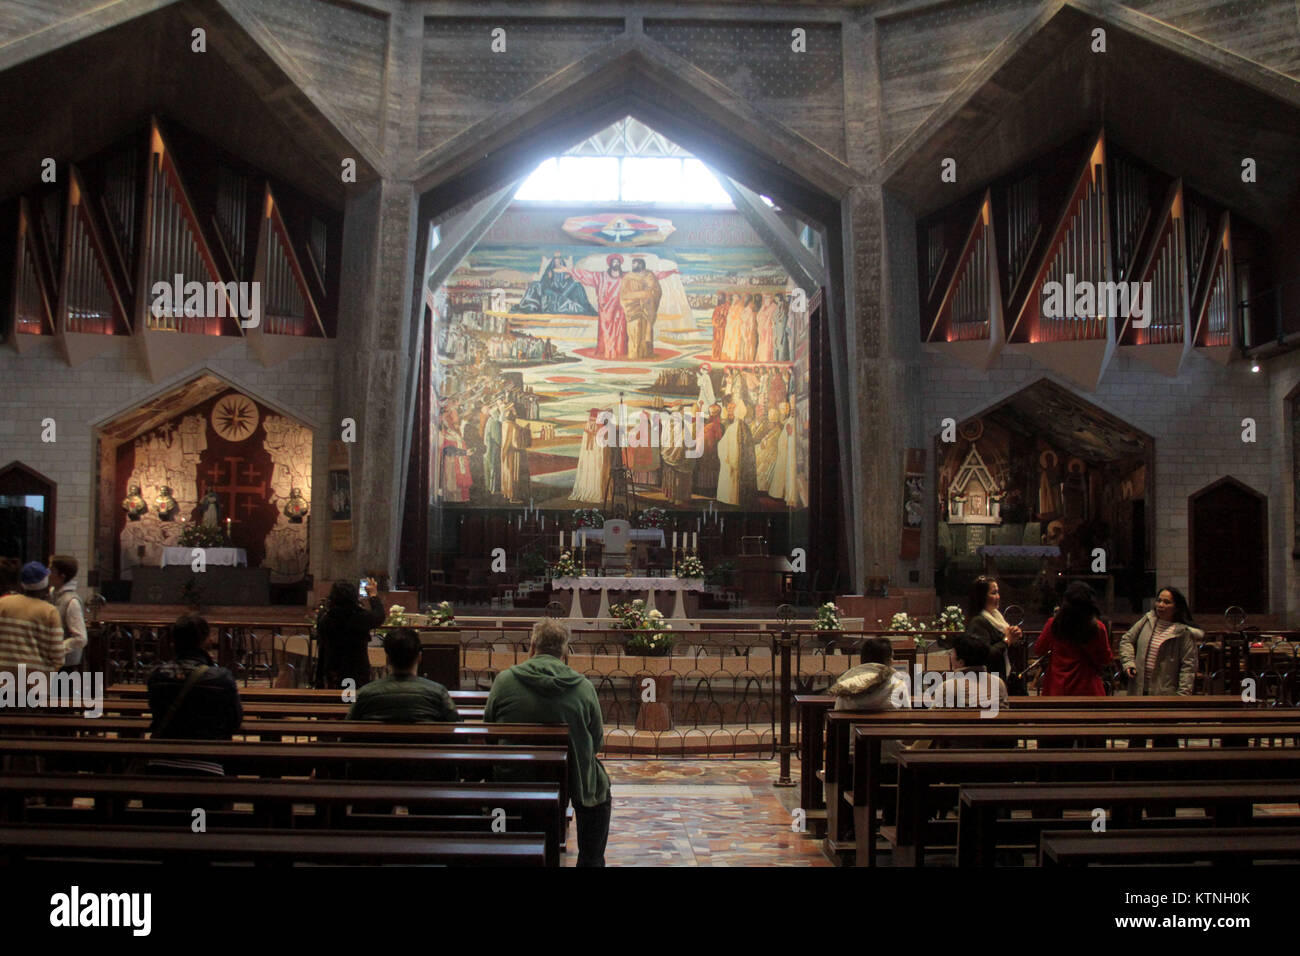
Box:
931, 605, 966, 635
573, 508, 605, 529
674, 554, 704, 579
382, 604, 407, 628
989, 490, 1004, 519
887, 611, 922, 641
815, 602, 842, 631
611, 599, 648, 631
178, 523, 226, 549
549, 550, 581, 579
950, 493, 967, 518
428, 601, 457, 627
635, 507, 667, 530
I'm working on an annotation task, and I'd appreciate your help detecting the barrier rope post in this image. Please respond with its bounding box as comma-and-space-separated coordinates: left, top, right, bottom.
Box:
774, 603, 796, 787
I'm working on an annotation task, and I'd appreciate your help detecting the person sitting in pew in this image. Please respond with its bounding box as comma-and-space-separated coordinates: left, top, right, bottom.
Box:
1034, 581, 1112, 697
486, 619, 611, 867
145, 613, 243, 777
828, 637, 911, 762
347, 628, 461, 723
829, 637, 911, 712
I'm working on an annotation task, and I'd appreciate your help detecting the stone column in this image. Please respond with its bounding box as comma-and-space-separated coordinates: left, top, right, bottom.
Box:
331, 178, 419, 582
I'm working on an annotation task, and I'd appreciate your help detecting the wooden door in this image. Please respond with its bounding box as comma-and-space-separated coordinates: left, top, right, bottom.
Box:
1190, 478, 1267, 613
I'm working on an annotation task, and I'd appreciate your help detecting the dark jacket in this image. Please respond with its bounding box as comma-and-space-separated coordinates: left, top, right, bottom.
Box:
347, 674, 461, 723
966, 614, 1014, 684
146, 652, 243, 740
317, 595, 386, 689
485, 655, 610, 808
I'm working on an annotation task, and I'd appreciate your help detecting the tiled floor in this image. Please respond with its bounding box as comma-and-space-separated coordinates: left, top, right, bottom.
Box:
567, 759, 830, 866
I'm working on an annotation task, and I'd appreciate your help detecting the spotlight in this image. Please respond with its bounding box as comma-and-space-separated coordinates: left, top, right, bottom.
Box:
1251, 363, 1261, 373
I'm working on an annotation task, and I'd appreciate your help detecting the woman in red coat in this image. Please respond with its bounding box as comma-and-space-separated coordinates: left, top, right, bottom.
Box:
1034, 581, 1113, 696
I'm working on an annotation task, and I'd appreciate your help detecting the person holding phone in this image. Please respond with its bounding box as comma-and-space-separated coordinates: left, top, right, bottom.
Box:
964, 576, 1024, 691
316, 578, 385, 690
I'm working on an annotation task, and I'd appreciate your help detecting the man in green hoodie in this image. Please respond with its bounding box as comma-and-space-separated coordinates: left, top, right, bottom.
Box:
485, 618, 611, 866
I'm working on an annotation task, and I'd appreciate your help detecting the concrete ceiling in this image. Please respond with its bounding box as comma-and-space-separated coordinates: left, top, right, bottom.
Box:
984, 379, 1151, 462
0, 0, 369, 209
882, 4, 1300, 234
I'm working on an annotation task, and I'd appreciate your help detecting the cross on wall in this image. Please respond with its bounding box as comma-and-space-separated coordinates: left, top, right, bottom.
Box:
204, 456, 268, 526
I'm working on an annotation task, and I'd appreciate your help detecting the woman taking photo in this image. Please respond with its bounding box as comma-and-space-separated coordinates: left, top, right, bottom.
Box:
1118, 586, 1200, 696
316, 578, 385, 690
1033, 581, 1112, 696
964, 576, 1023, 689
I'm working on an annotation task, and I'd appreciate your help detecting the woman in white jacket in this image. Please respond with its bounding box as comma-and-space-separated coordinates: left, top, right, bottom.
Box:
1117, 587, 1202, 696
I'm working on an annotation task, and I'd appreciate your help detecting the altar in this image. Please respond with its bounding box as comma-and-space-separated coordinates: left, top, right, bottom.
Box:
571, 528, 666, 548
161, 547, 248, 567
552, 576, 704, 626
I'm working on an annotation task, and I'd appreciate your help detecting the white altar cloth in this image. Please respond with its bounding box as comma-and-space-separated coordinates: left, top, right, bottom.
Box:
552, 575, 704, 622
161, 547, 248, 567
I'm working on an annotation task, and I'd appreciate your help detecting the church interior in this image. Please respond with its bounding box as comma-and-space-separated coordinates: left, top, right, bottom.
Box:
3, 0, 1300, 900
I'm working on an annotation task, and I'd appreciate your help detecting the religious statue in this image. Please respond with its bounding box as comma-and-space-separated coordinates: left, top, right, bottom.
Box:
200, 485, 222, 527
154, 485, 177, 521
122, 483, 148, 521
283, 487, 309, 523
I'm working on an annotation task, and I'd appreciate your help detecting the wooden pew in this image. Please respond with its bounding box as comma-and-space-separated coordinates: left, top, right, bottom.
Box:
1040, 826, 1300, 867
957, 779, 1300, 866
0, 736, 569, 845
0, 774, 563, 866
0, 823, 547, 866
821, 704, 1288, 858
95, 700, 485, 721
851, 718, 1300, 866
0, 714, 566, 747
894, 747, 1300, 867
105, 685, 491, 706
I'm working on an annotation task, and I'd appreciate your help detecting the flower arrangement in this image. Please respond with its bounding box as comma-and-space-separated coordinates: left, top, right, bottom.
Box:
815, 602, 842, 631
625, 626, 676, 657
550, 550, 581, 578
429, 601, 456, 627
887, 611, 921, 634
383, 605, 406, 627
931, 605, 965, 633
636, 507, 667, 529
615, 602, 675, 656
611, 599, 650, 630
989, 491, 1005, 503
178, 523, 226, 548
573, 508, 605, 528
674, 554, 704, 579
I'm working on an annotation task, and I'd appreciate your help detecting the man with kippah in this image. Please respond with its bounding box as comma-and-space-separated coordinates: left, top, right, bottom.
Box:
0, 561, 66, 673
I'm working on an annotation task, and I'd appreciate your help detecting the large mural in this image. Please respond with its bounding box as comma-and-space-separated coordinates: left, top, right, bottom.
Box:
430, 217, 810, 513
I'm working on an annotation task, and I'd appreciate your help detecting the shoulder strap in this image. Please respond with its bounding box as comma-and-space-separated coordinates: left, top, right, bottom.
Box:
154, 665, 210, 737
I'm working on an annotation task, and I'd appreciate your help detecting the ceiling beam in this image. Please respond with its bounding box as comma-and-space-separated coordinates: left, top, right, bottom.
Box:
711, 170, 826, 293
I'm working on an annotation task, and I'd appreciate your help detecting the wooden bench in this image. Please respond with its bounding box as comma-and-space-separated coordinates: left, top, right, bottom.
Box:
894, 747, 1300, 867
0, 714, 566, 747
0, 823, 547, 866
0, 773, 564, 865
69, 700, 485, 721
958, 779, 1300, 866
805, 694, 1254, 842
851, 718, 1300, 866
0, 736, 570, 847
1039, 825, 1300, 866
822, 705, 1291, 858
105, 685, 491, 706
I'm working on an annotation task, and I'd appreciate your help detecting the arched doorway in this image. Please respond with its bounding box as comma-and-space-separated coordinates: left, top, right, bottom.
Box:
0, 462, 56, 565
1189, 477, 1268, 614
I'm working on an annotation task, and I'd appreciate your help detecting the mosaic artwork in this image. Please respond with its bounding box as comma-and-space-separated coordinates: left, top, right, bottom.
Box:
431, 236, 811, 512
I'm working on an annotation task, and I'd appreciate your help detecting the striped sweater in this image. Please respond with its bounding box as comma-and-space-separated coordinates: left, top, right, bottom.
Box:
0, 593, 67, 672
